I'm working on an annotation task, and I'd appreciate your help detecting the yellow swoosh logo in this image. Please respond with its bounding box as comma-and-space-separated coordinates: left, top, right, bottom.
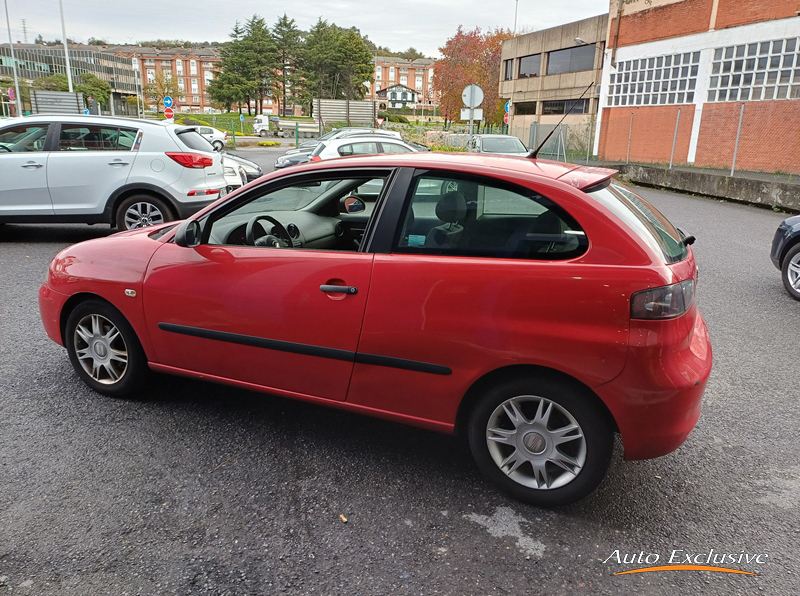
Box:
613, 565, 757, 576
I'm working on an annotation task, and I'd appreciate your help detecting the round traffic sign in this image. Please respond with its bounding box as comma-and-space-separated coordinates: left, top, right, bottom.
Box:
164, 107, 174, 119
504, 112, 509, 124
461, 84, 484, 108
505, 100, 511, 113
163, 96, 173, 108
240, 113, 244, 122
84, 108, 90, 115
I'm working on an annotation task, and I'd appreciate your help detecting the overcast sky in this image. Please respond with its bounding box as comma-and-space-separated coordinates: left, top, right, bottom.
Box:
9, 0, 609, 58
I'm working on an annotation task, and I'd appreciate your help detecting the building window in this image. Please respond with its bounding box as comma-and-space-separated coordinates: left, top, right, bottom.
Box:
542, 99, 589, 114
375, 83, 381, 92
161, 60, 171, 67
415, 76, 423, 90
607, 51, 701, 107
190, 60, 198, 75
546, 45, 595, 75
146, 68, 155, 84
707, 38, 800, 102
203, 61, 213, 67
515, 101, 537, 115
193, 96, 200, 104
176, 60, 183, 75
429, 68, 434, 80
400, 75, 407, 85
389, 66, 395, 81
519, 54, 541, 78
376, 66, 382, 80
164, 70, 172, 81
504, 59, 514, 81
177, 78, 185, 93
191, 78, 198, 94
144, 59, 155, 66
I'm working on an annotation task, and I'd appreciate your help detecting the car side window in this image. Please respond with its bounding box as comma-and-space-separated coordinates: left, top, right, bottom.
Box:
58, 125, 132, 151
380, 142, 412, 154
0, 124, 49, 152
338, 142, 378, 157
205, 175, 388, 251
199, 127, 212, 135
395, 174, 587, 260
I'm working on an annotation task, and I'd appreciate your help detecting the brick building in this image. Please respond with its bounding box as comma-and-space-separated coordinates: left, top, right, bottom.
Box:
370, 57, 437, 113
597, 0, 800, 174
108, 46, 222, 114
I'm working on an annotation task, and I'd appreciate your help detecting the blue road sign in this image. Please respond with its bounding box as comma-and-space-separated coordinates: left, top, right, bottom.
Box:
83, 108, 90, 115
505, 101, 511, 113
164, 96, 174, 108
240, 113, 244, 122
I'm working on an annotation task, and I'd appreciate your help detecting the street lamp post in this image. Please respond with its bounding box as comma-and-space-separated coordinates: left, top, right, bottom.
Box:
3, 0, 23, 116
59, 0, 74, 92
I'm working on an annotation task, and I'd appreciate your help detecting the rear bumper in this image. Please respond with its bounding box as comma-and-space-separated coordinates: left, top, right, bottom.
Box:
594, 309, 712, 460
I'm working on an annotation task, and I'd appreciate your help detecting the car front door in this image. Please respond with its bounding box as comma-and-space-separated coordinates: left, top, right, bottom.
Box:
142, 171, 393, 402
46, 123, 138, 215
0, 123, 53, 216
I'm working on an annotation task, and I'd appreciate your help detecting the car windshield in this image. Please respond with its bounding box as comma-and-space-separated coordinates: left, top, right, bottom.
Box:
232, 181, 341, 215
481, 137, 527, 153
588, 182, 688, 263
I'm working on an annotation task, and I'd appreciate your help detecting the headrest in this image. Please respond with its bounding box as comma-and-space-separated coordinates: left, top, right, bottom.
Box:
436, 191, 467, 223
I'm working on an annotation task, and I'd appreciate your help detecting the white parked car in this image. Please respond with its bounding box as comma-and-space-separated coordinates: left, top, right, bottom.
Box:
309, 136, 418, 162
196, 126, 227, 151
222, 155, 248, 192
0, 115, 226, 230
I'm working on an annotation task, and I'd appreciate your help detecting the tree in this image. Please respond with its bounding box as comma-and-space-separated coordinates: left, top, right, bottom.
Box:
76, 73, 112, 106
334, 28, 374, 124
271, 14, 302, 117
298, 19, 342, 114
436, 26, 512, 126
87, 37, 107, 46
144, 72, 178, 112
32, 74, 69, 91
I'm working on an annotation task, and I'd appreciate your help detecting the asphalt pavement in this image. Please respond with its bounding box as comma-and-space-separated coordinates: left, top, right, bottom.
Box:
0, 175, 797, 595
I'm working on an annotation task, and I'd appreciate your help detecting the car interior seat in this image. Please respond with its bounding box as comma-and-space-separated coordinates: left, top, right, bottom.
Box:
425, 191, 467, 249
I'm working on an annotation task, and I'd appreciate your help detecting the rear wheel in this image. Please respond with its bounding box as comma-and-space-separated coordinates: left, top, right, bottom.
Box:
467, 376, 613, 506
115, 194, 172, 230
781, 244, 800, 300
64, 300, 150, 397
212, 140, 224, 151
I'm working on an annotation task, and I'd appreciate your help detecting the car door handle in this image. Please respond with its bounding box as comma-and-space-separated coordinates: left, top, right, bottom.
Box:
21, 162, 43, 169
320, 284, 358, 295
108, 160, 130, 166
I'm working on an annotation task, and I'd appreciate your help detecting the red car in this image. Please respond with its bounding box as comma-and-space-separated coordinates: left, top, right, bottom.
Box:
39, 153, 712, 506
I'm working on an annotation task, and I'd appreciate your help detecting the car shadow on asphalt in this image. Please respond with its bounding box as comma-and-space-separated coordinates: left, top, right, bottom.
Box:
0, 223, 114, 244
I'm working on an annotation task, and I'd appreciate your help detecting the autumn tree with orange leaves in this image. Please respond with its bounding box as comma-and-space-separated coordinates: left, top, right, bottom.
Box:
436, 26, 513, 126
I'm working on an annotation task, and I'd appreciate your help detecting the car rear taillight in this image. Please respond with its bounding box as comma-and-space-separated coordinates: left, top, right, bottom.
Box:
166, 152, 214, 168
310, 155, 321, 162
631, 279, 695, 320
187, 189, 220, 196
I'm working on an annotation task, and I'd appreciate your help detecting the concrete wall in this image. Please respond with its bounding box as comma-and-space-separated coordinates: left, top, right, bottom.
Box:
615, 164, 800, 211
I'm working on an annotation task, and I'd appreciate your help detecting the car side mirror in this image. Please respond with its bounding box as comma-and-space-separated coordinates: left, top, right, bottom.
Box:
174, 219, 202, 247
340, 196, 365, 214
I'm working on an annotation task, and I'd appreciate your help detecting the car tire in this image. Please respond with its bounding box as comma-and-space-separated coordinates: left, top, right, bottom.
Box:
115, 194, 173, 230
259, 130, 268, 138
64, 299, 151, 398
467, 376, 613, 507
212, 140, 224, 151
781, 243, 800, 300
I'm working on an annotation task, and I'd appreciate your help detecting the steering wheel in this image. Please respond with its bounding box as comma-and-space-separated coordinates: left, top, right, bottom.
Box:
245, 214, 293, 248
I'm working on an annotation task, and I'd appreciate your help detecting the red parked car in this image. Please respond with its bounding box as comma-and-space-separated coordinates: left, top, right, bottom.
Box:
39, 153, 712, 506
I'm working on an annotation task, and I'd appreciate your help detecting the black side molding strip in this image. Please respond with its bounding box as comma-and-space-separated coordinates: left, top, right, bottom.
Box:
158, 323, 451, 376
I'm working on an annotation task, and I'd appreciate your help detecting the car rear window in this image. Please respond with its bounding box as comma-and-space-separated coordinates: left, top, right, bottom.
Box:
175, 128, 214, 152
587, 182, 688, 263
310, 142, 327, 157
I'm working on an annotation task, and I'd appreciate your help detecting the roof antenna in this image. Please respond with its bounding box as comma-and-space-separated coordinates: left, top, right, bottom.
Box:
528, 82, 594, 159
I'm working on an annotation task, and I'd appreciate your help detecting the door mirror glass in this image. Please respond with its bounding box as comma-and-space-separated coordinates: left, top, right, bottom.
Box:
341, 196, 366, 214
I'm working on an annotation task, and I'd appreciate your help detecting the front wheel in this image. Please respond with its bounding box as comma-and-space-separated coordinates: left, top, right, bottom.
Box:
64, 300, 151, 397
115, 194, 172, 230
781, 244, 800, 300
467, 377, 613, 506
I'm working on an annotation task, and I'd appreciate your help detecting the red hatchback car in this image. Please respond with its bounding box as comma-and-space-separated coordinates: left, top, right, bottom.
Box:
39, 153, 712, 506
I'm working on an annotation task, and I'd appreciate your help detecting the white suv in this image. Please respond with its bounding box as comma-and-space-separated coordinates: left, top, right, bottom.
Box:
0, 115, 226, 230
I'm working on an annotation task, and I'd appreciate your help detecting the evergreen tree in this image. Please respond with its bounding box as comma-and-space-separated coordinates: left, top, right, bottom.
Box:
271, 14, 302, 117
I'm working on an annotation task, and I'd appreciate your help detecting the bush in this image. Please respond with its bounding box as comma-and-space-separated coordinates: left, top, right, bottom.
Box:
378, 111, 409, 124
430, 144, 468, 152
258, 141, 282, 147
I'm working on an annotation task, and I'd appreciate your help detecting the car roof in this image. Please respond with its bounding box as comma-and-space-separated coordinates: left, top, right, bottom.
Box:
2, 114, 173, 129
323, 136, 410, 146
284, 152, 617, 190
